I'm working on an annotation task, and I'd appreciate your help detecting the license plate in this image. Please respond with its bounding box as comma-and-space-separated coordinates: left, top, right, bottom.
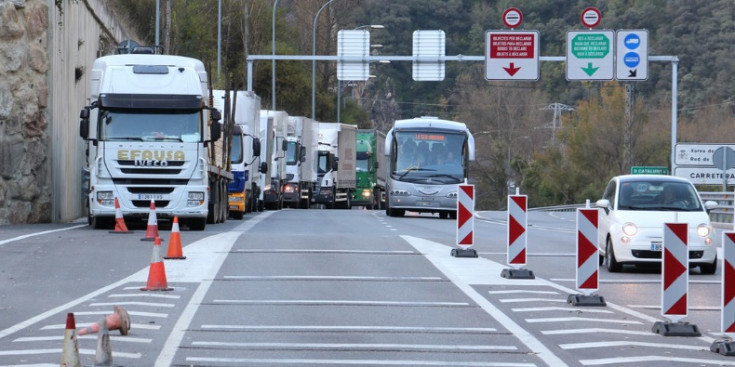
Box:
138, 194, 166, 200
417, 200, 435, 207
650, 241, 662, 251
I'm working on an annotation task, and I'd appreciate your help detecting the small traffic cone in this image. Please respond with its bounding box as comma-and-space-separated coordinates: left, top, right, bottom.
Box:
60, 313, 81, 367
78, 305, 131, 336
141, 237, 173, 291
109, 197, 132, 234
93, 317, 112, 366
164, 216, 186, 260
141, 200, 160, 241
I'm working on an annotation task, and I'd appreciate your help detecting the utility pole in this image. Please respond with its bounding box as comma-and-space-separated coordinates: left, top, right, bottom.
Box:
543, 103, 574, 144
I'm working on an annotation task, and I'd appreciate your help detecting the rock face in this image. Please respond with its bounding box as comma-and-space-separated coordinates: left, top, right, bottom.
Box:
0, 0, 51, 224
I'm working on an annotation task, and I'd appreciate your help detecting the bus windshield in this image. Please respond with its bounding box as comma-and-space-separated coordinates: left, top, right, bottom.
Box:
391, 131, 465, 184
99, 108, 201, 142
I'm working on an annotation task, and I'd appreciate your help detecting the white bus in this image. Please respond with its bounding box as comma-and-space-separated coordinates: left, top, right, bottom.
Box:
384, 116, 475, 218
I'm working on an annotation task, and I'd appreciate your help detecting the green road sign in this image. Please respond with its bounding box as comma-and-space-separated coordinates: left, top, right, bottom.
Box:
571, 34, 610, 58
631, 166, 669, 175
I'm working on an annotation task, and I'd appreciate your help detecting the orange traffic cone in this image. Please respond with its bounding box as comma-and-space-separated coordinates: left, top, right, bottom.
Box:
164, 216, 186, 260
141, 237, 173, 291
60, 313, 81, 367
78, 305, 131, 336
109, 197, 132, 234
141, 200, 160, 241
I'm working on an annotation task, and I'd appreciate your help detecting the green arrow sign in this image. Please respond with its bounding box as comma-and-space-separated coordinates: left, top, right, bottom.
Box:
582, 63, 599, 76
571, 34, 610, 58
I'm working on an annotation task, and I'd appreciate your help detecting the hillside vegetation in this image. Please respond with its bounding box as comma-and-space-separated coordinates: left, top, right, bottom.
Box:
111, 0, 735, 209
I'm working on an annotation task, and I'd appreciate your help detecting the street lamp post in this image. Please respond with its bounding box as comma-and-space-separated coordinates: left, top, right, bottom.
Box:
272, 0, 279, 112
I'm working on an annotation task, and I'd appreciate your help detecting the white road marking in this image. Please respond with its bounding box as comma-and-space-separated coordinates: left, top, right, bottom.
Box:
71, 310, 168, 318
185, 357, 536, 366
560, 340, 705, 351
88, 301, 175, 308
541, 328, 654, 336
13, 335, 152, 343
199, 325, 498, 333
41, 322, 160, 330
401, 235, 567, 367
511, 306, 612, 313
222, 275, 443, 281
0, 224, 87, 247
0, 348, 140, 358
191, 341, 518, 351
499, 298, 567, 303
211, 300, 471, 307
488, 290, 560, 295
525, 317, 641, 325
155, 212, 273, 367
579, 356, 735, 366
108, 293, 181, 299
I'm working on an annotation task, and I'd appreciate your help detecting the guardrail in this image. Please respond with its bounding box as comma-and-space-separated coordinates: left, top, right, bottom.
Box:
530, 192, 735, 227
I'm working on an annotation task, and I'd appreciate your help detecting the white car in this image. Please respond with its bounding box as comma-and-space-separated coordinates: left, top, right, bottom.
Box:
595, 174, 718, 274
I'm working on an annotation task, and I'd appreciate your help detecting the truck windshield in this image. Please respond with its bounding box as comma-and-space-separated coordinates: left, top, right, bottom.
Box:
231, 134, 243, 164
99, 108, 201, 142
285, 141, 299, 165
390, 131, 465, 184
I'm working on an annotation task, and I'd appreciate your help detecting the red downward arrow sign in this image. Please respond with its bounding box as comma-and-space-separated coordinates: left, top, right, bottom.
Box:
503, 63, 521, 76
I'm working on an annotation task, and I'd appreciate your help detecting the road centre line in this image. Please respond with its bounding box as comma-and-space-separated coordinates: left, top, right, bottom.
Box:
199, 325, 499, 333
185, 357, 537, 367
401, 235, 567, 367
578, 356, 735, 366
560, 340, 705, 351
191, 341, 518, 352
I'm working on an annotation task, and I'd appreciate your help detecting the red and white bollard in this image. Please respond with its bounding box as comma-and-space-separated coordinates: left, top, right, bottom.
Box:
652, 223, 700, 336
711, 232, 735, 355
452, 184, 478, 258
568, 208, 605, 306
501, 193, 534, 279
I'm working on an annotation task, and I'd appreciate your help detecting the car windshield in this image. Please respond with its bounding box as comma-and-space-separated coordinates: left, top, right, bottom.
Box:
617, 180, 703, 211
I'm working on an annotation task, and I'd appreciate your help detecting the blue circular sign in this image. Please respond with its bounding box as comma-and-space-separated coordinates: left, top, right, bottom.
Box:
624, 52, 640, 68
624, 34, 641, 50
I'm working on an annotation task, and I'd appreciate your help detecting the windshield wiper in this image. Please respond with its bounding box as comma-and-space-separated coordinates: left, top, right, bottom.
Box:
398, 167, 434, 180
428, 173, 462, 183
107, 136, 143, 141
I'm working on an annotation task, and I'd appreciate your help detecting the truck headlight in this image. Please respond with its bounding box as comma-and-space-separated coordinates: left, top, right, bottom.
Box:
96, 191, 114, 206
361, 189, 372, 199
446, 192, 458, 198
390, 189, 409, 196
188, 192, 205, 207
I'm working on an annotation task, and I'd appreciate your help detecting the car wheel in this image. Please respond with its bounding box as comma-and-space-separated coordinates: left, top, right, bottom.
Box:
700, 256, 717, 275
605, 237, 622, 272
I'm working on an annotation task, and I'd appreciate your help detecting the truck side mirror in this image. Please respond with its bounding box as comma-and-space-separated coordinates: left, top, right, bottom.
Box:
79, 108, 90, 139
259, 162, 268, 174
281, 140, 288, 151
211, 109, 222, 122
332, 157, 339, 171
300, 146, 306, 163
210, 121, 221, 142
253, 138, 261, 157
374, 161, 379, 169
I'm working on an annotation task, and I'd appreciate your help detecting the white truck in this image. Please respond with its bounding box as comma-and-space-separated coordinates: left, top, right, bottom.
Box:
212, 90, 263, 220
79, 44, 231, 230
283, 116, 318, 209
260, 110, 289, 210
314, 122, 357, 209
233, 91, 264, 213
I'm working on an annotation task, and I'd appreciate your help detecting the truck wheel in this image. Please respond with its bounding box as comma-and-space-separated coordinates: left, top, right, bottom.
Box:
91, 216, 113, 229
232, 211, 243, 220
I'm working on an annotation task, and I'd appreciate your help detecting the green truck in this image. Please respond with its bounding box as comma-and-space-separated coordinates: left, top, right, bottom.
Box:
351, 129, 386, 209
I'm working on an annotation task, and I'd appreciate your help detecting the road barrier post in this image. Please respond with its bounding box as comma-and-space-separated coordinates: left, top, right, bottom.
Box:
568, 208, 606, 306
452, 184, 478, 257
652, 223, 700, 336
501, 194, 534, 279
711, 232, 735, 355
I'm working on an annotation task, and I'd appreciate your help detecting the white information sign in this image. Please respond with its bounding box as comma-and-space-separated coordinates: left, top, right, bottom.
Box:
337, 30, 370, 81
566, 30, 614, 81
675, 143, 735, 166
674, 167, 735, 186
412, 30, 445, 81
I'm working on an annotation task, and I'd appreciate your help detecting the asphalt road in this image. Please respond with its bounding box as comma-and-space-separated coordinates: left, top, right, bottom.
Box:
0, 208, 732, 366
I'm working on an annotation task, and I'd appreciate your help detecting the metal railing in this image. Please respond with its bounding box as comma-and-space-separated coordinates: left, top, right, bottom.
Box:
530, 192, 735, 227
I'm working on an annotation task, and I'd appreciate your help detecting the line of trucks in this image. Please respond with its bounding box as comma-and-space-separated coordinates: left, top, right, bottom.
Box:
79, 41, 386, 230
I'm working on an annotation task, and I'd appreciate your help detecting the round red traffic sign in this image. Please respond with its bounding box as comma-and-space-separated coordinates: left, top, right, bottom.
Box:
580, 7, 601, 28
503, 7, 523, 28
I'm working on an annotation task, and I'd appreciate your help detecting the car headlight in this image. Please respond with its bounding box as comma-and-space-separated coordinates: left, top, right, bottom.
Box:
622, 222, 638, 236
696, 223, 711, 238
